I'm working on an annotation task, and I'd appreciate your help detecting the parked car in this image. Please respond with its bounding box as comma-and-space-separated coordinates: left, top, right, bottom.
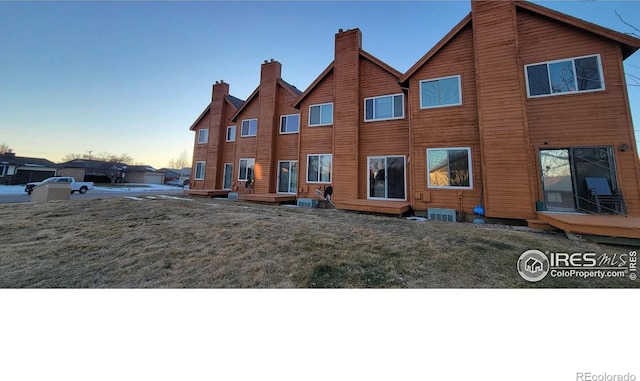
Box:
166, 179, 189, 187
25, 177, 95, 195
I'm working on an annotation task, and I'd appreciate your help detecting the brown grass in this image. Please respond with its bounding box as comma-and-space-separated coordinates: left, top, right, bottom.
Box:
0, 196, 637, 288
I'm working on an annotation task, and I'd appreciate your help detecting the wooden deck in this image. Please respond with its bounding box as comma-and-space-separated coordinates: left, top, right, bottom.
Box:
334, 199, 411, 215
184, 189, 230, 197
240, 193, 297, 204
536, 212, 640, 239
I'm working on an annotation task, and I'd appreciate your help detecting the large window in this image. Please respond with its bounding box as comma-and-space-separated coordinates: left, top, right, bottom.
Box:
525, 55, 604, 97
241, 119, 258, 137
309, 103, 333, 127
223, 163, 233, 190
197, 129, 209, 144
365, 94, 404, 121
420, 75, 461, 109
280, 114, 300, 134
427, 148, 472, 189
226, 126, 236, 142
307, 154, 332, 183
194, 161, 206, 180
238, 158, 255, 181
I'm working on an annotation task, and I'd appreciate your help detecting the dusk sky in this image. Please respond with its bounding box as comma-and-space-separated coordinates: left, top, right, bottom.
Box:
1, 1, 639, 169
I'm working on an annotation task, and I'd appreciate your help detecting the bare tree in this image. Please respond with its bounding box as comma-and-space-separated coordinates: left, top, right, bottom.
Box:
615, 10, 640, 87
60, 153, 87, 162
0, 143, 11, 154
168, 150, 190, 169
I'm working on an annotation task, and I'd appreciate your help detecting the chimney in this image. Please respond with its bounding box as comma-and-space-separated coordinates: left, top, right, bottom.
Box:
211, 80, 230, 102
260, 59, 282, 83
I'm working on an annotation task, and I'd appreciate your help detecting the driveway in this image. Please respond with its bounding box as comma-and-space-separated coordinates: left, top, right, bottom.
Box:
0, 185, 186, 204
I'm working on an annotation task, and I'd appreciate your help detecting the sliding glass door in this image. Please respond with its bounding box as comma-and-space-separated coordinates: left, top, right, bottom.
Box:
368, 156, 406, 200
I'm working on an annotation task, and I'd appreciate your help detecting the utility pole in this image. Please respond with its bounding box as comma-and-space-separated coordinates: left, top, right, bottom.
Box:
86, 150, 93, 160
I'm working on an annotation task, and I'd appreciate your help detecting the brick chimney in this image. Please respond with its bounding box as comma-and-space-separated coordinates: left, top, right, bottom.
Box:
254, 59, 282, 194
471, 0, 536, 219
332, 28, 362, 201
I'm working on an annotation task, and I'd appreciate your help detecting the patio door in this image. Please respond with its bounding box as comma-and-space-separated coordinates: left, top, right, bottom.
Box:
222, 163, 232, 190
368, 156, 406, 200
539, 147, 617, 212
277, 161, 297, 194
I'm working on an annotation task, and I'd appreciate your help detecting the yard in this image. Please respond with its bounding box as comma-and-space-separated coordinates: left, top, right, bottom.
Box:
0, 195, 637, 288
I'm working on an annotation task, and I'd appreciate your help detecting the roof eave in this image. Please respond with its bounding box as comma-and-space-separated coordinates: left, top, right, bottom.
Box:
293, 62, 334, 108
230, 87, 260, 122
359, 50, 403, 79
399, 13, 472, 85
188, 104, 211, 131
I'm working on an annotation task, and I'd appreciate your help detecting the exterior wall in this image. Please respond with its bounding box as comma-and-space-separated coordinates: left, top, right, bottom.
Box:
297, 71, 335, 198
472, 1, 537, 220
408, 25, 483, 215
219, 99, 238, 189
332, 29, 361, 202
191, 81, 237, 191
254, 61, 281, 194
358, 57, 409, 200
275, 86, 300, 192
232, 95, 259, 194
517, 9, 640, 216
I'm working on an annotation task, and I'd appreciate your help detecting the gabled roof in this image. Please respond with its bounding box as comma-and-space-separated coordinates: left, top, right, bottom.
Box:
125, 165, 157, 172
399, 14, 471, 85
400, 1, 640, 84
0, 153, 58, 168
516, 1, 640, 59
293, 50, 402, 108
188, 94, 244, 131
293, 62, 334, 108
58, 159, 114, 169
230, 78, 302, 122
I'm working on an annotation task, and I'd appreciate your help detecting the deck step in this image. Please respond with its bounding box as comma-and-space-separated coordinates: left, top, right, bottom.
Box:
526, 219, 555, 230
185, 189, 229, 197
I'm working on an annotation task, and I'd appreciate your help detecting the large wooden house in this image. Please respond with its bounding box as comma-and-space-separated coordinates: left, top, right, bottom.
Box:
187, 0, 640, 239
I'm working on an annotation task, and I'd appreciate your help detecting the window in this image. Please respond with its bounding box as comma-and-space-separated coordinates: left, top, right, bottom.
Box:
194, 161, 206, 180
0, 165, 6, 177
307, 154, 332, 183
365, 94, 404, 121
525, 55, 604, 97
420, 75, 462, 109
309, 103, 333, 126
280, 114, 300, 134
427, 148, 472, 189
223, 163, 232, 190
226, 126, 236, 142
238, 158, 255, 181
197, 129, 209, 144
241, 119, 258, 137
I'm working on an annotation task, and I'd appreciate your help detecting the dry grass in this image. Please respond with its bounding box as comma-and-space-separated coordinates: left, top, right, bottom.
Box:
0, 196, 637, 288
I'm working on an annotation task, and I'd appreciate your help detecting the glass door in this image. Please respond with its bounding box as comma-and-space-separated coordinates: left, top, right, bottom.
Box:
277, 161, 297, 194
540, 149, 576, 211
223, 163, 232, 190
368, 156, 405, 200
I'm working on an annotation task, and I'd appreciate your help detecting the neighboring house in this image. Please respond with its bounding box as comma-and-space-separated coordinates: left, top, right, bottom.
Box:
0, 152, 58, 185
187, 0, 640, 227
123, 165, 165, 184
159, 168, 191, 183
58, 159, 121, 183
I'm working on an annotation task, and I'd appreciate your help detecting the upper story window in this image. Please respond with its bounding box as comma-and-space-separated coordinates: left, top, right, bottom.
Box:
280, 114, 300, 134
197, 129, 209, 144
309, 103, 333, 127
241, 119, 258, 137
420, 75, 462, 109
525, 54, 604, 97
427, 148, 472, 189
365, 94, 404, 122
226, 126, 236, 142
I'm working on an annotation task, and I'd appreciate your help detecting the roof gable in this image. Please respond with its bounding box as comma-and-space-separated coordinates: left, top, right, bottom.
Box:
230, 86, 259, 122
515, 1, 640, 59
293, 62, 334, 108
188, 104, 210, 131
400, 14, 472, 85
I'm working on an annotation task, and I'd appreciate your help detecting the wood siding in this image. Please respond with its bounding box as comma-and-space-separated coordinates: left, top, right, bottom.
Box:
472, 1, 537, 219
297, 71, 334, 198
232, 98, 259, 194
517, 9, 640, 215
358, 56, 409, 200
408, 25, 483, 214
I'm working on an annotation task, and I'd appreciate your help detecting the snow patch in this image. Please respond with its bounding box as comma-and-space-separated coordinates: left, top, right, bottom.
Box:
124, 196, 145, 201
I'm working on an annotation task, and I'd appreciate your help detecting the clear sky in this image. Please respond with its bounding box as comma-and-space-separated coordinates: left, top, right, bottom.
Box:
1, 0, 639, 169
